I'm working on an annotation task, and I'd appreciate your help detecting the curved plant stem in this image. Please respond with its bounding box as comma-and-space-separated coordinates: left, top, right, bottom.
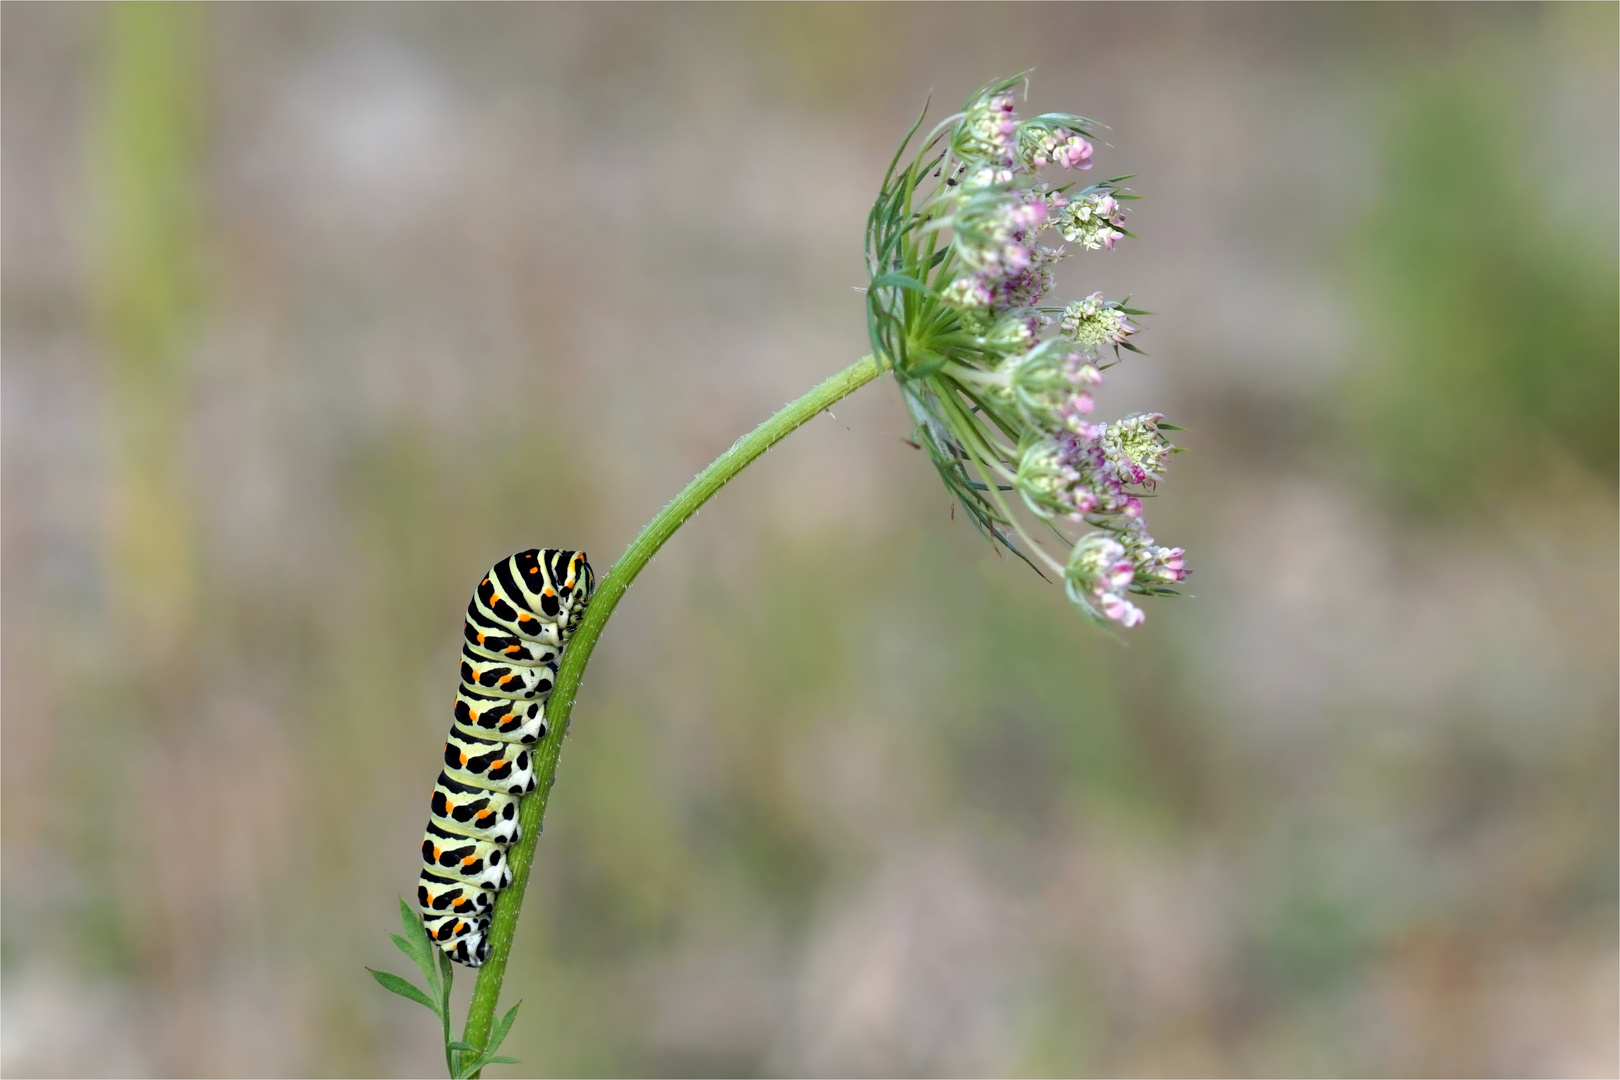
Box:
460, 353, 883, 1064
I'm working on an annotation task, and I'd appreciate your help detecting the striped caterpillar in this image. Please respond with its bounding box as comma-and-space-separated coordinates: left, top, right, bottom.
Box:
417, 548, 594, 966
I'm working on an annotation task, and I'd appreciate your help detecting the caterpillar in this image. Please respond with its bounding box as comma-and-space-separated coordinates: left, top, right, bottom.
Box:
417, 548, 594, 966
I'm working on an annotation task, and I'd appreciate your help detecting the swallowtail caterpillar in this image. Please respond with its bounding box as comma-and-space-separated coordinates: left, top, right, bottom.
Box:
417, 548, 593, 965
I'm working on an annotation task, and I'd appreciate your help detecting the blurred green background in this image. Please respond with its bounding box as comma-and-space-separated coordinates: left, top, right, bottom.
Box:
3, 4, 1615, 1076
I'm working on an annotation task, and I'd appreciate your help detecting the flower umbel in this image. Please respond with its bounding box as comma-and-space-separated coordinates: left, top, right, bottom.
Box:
865, 74, 1186, 628
1056, 186, 1130, 250
1061, 292, 1139, 351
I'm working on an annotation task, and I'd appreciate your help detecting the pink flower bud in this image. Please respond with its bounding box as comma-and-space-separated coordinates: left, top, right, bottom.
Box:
1098, 592, 1146, 627
1054, 136, 1094, 170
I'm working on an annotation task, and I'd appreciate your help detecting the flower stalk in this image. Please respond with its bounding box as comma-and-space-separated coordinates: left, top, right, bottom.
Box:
457, 353, 883, 1064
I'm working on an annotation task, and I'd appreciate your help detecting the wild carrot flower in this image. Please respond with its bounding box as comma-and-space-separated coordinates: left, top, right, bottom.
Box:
1056, 187, 1129, 250
864, 74, 1186, 628
1061, 292, 1139, 351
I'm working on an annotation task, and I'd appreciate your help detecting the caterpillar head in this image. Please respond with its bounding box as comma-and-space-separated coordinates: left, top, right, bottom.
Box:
556, 550, 594, 640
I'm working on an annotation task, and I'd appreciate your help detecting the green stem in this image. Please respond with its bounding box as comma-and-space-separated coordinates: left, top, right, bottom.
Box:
459, 353, 884, 1064
440, 962, 455, 1078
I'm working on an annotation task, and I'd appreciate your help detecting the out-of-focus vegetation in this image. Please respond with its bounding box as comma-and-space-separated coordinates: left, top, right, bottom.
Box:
1347, 48, 1618, 513
3, 4, 1614, 1077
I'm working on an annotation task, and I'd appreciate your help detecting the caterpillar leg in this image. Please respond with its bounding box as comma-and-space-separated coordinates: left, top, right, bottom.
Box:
422, 913, 491, 966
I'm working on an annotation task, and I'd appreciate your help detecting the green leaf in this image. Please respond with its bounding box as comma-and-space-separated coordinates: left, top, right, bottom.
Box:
437, 949, 454, 1013
393, 897, 441, 999
880, 96, 931, 191
455, 1053, 520, 1078
905, 350, 947, 379
870, 272, 935, 296
489, 1000, 523, 1052
367, 968, 440, 1015
392, 932, 443, 1003
450, 999, 525, 1078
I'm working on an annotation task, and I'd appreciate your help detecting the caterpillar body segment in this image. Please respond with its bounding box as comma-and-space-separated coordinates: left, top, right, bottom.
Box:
462, 619, 560, 666
422, 912, 487, 965
421, 820, 514, 891
441, 729, 537, 794
457, 648, 557, 699
416, 548, 593, 966
429, 771, 522, 844
453, 687, 548, 744
418, 868, 498, 917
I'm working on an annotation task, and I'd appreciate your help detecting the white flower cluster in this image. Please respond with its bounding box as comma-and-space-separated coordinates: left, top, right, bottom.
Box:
1021, 125, 1095, 171
1056, 191, 1127, 251
1060, 292, 1138, 351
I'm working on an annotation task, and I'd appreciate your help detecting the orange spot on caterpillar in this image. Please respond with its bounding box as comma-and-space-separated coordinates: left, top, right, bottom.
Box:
491, 760, 506, 770
432, 845, 441, 860
462, 856, 476, 867
499, 675, 513, 685
443, 801, 455, 813
459, 752, 468, 766
543, 587, 555, 597
517, 613, 531, 623
477, 633, 486, 644
476, 809, 491, 820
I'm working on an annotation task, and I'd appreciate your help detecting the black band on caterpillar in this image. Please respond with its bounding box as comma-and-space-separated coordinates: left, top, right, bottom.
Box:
418, 548, 593, 966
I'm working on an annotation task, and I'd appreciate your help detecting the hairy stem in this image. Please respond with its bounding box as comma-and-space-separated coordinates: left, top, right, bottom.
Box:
460, 353, 884, 1063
